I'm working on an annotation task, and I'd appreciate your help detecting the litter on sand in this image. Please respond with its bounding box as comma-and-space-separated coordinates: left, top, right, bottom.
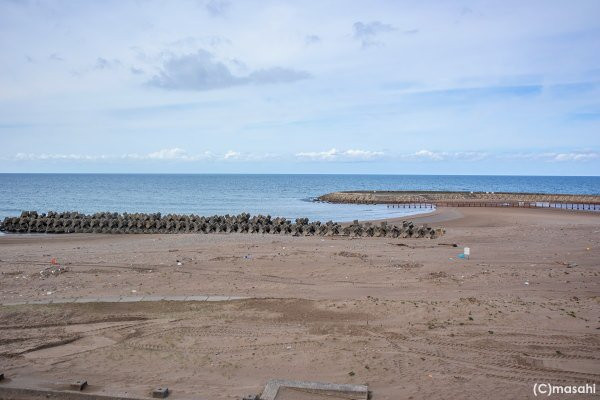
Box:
457, 247, 471, 259
40, 264, 69, 278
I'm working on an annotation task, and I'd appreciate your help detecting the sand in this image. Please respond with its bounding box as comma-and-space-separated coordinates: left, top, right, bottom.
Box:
0, 207, 599, 399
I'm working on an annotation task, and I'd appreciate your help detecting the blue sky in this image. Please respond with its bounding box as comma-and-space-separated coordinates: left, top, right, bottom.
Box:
1, 0, 599, 174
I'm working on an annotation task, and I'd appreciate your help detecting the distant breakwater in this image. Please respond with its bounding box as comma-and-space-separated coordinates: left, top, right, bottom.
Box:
0, 211, 444, 238
318, 191, 600, 209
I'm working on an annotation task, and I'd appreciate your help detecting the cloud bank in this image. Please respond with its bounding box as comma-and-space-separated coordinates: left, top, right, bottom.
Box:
9, 149, 599, 164
14, 148, 226, 162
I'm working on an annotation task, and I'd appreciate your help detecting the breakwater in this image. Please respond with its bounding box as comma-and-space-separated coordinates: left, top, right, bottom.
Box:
318, 191, 600, 209
0, 211, 444, 238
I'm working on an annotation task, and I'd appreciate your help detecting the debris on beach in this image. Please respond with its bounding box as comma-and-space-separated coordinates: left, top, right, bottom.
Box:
556, 261, 578, 268
40, 264, 69, 278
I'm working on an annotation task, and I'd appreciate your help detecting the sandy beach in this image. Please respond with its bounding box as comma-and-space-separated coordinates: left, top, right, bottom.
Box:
0, 207, 599, 399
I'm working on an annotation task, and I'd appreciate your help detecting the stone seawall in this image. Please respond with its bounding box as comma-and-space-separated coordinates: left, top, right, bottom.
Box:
0, 211, 444, 239
318, 191, 600, 205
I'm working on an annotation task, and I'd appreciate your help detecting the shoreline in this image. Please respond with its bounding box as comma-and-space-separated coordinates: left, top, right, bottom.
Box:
2, 205, 598, 235
366, 202, 600, 225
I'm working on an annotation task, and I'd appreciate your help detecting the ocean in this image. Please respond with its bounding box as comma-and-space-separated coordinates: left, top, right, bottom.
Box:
0, 174, 599, 222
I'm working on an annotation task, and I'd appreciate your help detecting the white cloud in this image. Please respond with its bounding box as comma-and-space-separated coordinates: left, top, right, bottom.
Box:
406, 150, 489, 161
10, 148, 272, 163
14, 153, 111, 161
146, 147, 189, 160
501, 151, 600, 162
552, 152, 599, 161
123, 148, 210, 161
412, 149, 444, 160
296, 149, 337, 160
344, 149, 385, 159
295, 148, 384, 161
223, 150, 241, 160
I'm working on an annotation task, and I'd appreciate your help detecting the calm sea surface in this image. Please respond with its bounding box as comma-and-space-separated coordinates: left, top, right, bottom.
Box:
0, 174, 598, 222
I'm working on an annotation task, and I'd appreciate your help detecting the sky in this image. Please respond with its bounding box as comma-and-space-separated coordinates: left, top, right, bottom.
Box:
1, 0, 599, 175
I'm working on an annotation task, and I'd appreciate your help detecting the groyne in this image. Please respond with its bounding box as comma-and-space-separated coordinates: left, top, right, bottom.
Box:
0, 211, 444, 238
318, 191, 600, 210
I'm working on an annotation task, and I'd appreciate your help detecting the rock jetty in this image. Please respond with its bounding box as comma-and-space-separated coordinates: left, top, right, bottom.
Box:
0, 211, 444, 238
318, 191, 600, 205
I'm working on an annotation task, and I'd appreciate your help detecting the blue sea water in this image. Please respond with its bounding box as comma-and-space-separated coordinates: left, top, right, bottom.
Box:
0, 174, 598, 222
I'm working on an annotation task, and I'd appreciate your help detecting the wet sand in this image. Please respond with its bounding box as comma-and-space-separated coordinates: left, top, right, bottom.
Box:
0, 207, 599, 399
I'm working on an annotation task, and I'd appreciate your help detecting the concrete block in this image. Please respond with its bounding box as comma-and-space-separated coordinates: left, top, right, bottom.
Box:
99, 296, 122, 303
260, 379, 368, 400
0, 301, 25, 306
141, 295, 165, 302
28, 299, 51, 305
206, 296, 230, 302
70, 380, 87, 391
74, 297, 100, 303
152, 387, 169, 398
162, 296, 187, 301
118, 296, 144, 302
50, 298, 73, 304
185, 295, 209, 301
